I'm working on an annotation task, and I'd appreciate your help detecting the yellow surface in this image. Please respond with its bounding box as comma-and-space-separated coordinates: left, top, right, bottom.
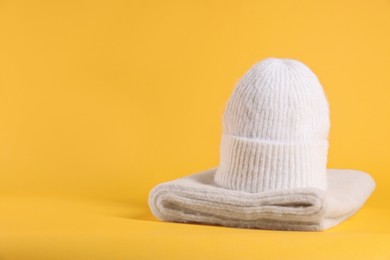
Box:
0, 196, 389, 259
0, 0, 389, 259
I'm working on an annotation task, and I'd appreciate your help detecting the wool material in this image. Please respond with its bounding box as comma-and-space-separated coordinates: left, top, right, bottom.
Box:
215, 58, 329, 193
148, 57, 376, 231
149, 168, 375, 231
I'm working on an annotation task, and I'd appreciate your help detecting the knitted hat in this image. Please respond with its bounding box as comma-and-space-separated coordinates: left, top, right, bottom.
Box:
148, 57, 375, 231
215, 58, 329, 192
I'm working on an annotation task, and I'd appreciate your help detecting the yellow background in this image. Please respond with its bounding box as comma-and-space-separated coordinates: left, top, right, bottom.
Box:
0, 0, 389, 259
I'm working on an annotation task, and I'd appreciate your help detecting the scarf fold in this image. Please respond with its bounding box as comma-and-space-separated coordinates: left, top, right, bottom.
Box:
149, 168, 375, 231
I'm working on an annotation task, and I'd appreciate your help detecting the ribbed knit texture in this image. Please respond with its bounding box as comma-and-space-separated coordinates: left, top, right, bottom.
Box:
214, 58, 330, 193
149, 57, 376, 231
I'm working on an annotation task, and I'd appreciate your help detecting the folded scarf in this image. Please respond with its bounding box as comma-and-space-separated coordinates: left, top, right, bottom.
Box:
149, 168, 375, 231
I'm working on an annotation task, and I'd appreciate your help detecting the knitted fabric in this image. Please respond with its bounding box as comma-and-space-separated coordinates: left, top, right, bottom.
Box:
215, 58, 329, 192
148, 57, 376, 231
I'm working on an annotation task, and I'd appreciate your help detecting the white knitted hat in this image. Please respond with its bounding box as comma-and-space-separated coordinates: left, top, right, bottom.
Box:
215, 58, 330, 193
148, 57, 375, 231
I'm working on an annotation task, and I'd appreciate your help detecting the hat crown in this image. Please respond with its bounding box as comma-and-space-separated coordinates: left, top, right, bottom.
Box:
223, 58, 330, 142
215, 58, 330, 193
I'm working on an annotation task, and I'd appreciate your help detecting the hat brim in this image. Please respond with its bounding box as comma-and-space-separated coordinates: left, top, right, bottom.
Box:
148, 168, 375, 231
